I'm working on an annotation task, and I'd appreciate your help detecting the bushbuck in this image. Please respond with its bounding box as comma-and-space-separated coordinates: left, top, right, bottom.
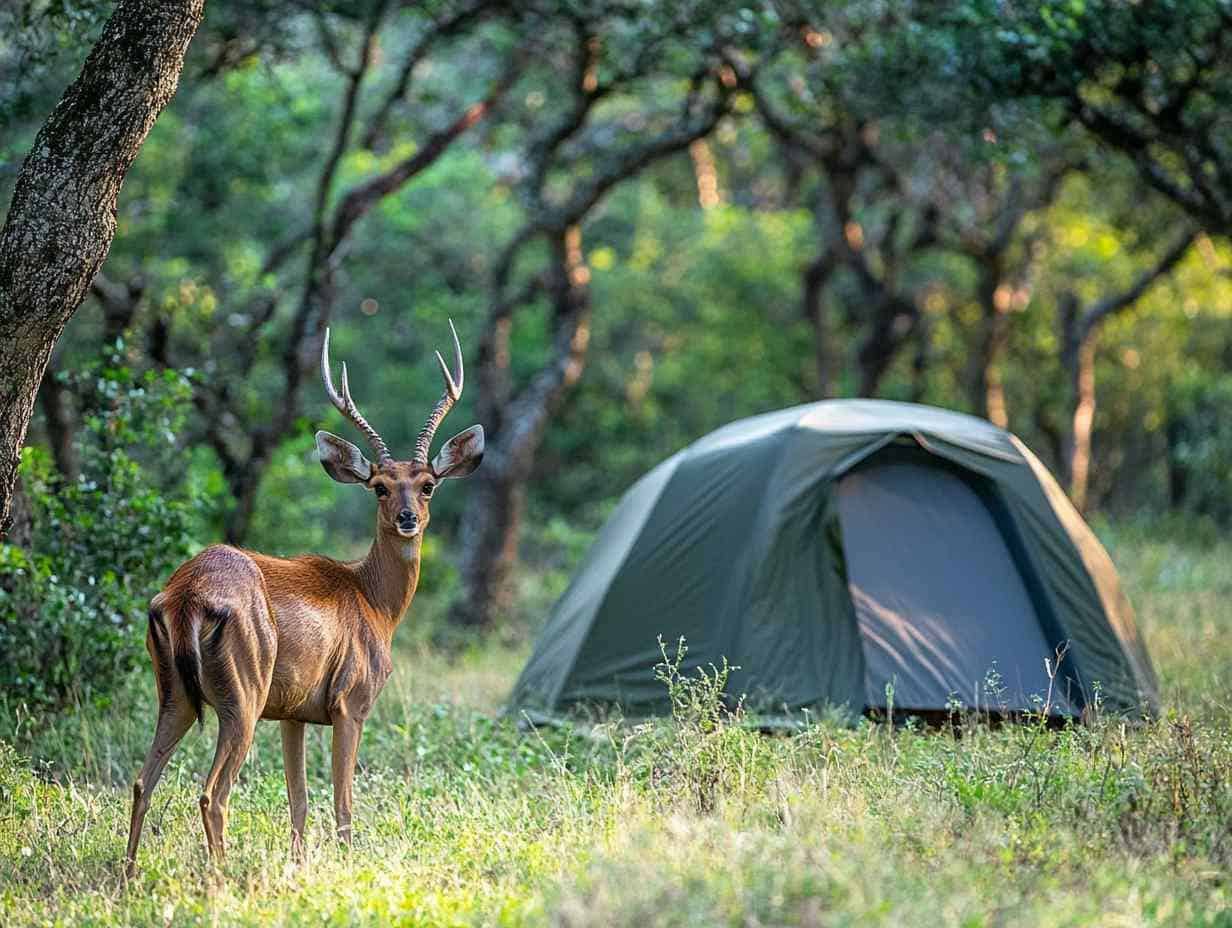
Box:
123, 321, 483, 877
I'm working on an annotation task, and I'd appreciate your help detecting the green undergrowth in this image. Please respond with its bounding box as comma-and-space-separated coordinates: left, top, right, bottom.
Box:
1, 524, 1230, 926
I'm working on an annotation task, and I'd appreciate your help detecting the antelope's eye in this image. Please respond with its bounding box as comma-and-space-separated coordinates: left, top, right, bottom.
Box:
422, 483, 435, 498
373, 484, 390, 498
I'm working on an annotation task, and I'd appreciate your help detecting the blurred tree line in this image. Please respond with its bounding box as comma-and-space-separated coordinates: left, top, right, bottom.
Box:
1, 0, 1231, 683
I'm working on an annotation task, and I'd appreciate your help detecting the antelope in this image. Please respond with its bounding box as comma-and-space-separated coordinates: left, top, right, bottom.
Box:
123, 321, 483, 877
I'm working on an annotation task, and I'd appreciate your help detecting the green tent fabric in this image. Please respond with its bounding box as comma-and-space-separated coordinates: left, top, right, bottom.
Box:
511, 400, 1160, 721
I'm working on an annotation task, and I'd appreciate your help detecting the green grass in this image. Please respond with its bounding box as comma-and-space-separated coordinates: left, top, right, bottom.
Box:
2, 523, 1231, 926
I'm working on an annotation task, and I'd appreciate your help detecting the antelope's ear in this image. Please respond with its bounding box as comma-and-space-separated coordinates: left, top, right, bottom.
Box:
431, 425, 484, 480
315, 430, 373, 484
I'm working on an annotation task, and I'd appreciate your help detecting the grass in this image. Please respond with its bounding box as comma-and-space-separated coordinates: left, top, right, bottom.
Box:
1, 521, 1231, 926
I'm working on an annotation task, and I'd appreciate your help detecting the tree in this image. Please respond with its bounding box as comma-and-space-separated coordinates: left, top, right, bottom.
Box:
0, 0, 205, 537
1058, 228, 1195, 510
950, 0, 1232, 236
97, 1, 520, 543
449, 6, 742, 630
740, 48, 938, 399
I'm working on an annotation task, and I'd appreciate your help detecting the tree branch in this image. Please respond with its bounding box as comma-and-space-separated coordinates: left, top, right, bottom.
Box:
330, 53, 522, 250
1080, 227, 1196, 337
360, 0, 497, 151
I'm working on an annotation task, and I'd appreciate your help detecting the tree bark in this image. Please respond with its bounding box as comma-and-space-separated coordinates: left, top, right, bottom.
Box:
0, 0, 205, 538
910, 311, 932, 404
5, 476, 35, 551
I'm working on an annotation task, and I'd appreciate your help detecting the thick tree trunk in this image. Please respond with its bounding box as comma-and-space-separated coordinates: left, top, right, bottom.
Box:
6, 477, 35, 550
0, 0, 204, 537
452, 468, 526, 630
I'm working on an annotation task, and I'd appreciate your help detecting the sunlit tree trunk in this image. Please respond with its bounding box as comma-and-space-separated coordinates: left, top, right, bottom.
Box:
688, 139, 722, 209
1067, 337, 1098, 512
0, 0, 204, 537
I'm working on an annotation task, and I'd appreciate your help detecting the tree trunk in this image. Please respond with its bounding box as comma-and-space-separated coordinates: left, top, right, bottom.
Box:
225, 470, 264, 545
855, 297, 917, 397
1164, 415, 1190, 508
452, 468, 526, 631
38, 358, 79, 482
801, 255, 835, 398
451, 227, 592, 631
0, 0, 205, 538
1066, 335, 1098, 513
910, 311, 931, 404
1054, 232, 1192, 512
5, 476, 35, 550
688, 139, 722, 209
965, 264, 1011, 428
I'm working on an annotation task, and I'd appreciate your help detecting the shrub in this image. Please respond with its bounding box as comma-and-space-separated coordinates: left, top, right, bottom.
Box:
0, 352, 205, 711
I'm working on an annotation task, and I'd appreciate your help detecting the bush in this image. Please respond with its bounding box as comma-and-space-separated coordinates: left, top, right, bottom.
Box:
0, 353, 205, 711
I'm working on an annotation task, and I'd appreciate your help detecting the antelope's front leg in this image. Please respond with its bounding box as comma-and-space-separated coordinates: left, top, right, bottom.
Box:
280, 720, 308, 859
330, 715, 363, 846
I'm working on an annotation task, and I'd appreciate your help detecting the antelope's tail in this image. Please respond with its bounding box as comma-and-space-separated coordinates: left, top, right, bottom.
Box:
147, 602, 205, 728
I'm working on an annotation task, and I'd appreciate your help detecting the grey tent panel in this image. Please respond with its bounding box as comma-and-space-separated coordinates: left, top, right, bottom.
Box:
510, 400, 1160, 721
837, 461, 1076, 714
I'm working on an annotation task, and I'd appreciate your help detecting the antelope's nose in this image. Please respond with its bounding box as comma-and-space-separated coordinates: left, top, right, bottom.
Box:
397, 509, 417, 528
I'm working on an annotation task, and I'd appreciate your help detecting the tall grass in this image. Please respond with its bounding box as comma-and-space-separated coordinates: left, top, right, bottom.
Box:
1, 522, 1229, 926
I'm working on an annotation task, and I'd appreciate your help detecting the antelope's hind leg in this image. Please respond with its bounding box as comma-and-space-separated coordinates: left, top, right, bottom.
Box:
197, 605, 275, 866
199, 707, 260, 863
124, 697, 195, 880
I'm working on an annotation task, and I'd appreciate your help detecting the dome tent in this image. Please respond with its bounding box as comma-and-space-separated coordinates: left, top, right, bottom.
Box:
511, 400, 1159, 722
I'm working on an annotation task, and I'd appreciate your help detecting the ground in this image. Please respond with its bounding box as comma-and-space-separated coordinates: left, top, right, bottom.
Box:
1, 520, 1229, 927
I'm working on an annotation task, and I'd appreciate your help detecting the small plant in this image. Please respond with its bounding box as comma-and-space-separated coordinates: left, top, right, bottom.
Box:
647, 636, 755, 813
653, 635, 741, 734
980, 662, 1007, 717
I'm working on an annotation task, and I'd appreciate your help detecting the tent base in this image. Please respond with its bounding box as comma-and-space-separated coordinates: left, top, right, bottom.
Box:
510, 704, 1084, 733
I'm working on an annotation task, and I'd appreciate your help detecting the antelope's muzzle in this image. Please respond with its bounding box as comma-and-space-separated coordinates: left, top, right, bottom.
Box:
396, 509, 419, 536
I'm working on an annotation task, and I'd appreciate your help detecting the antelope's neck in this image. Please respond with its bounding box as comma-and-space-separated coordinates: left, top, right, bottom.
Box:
356, 533, 422, 634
